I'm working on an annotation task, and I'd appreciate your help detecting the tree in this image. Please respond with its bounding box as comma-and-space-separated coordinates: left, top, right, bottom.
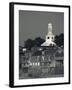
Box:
24, 39, 34, 50
59, 33, 64, 46
33, 37, 45, 47
24, 37, 45, 49
54, 33, 64, 47
19, 46, 23, 55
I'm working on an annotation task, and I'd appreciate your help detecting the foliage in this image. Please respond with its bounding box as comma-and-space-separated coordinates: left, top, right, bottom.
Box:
24, 39, 34, 50
54, 33, 64, 47
24, 37, 45, 50
24, 33, 64, 49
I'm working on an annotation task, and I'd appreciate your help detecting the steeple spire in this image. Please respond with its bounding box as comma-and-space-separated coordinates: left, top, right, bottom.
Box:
48, 23, 52, 34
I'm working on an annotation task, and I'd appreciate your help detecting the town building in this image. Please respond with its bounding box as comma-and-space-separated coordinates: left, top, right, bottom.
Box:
19, 23, 64, 78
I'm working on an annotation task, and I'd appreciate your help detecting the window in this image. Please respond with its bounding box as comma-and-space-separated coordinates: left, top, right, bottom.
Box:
35, 63, 37, 66
32, 63, 34, 66
52, 37, 53, 39
48, 37, 49, 39
50, 44, 53, 46
38, 62, 40, 66
30, 63, 32, 66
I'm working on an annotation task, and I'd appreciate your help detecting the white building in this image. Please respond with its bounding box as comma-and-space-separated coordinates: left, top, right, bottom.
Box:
41, 23, 56, 46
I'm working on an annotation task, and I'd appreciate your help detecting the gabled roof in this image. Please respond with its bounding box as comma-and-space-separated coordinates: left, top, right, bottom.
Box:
41, 41, 56, 46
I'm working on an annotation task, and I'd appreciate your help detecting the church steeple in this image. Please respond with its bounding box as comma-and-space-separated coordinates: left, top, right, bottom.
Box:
48, 23, 52, 34
46, 23, 54, 42
41, 23, 56, 46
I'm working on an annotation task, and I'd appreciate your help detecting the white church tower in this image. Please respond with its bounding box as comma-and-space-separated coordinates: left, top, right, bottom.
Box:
41, 23, 56, 46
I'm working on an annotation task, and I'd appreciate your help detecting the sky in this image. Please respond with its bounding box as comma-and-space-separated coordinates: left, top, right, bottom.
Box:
19, 10, 64, 47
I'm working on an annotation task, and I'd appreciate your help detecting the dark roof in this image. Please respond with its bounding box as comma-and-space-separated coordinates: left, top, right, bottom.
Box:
32, 51, 42, 56
44, 50, 56, 55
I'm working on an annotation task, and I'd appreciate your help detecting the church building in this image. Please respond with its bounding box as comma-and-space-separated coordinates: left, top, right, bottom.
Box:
41, 23, 56, 46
